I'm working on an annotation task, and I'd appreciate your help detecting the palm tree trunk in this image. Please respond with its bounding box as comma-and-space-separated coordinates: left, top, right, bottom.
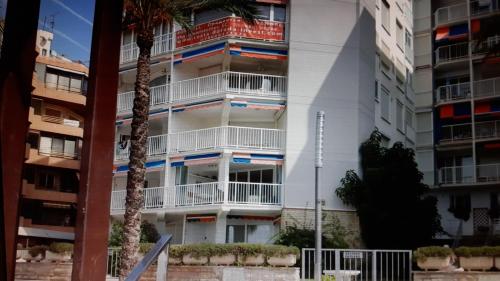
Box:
119, 28, 154, 280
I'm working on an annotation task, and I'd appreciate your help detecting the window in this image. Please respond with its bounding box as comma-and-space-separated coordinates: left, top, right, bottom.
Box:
380, 85, 390, 122
229, 169, 274, 183
45, 68, 87, 94
255, 4, 271, 20
27, 133, 39, 149
194, 9, 231, 25
37, 171, 58, 190
396, 20, 404, 51
175, 166, 188, 185
449, 193, 471, 215
381, 0, 390, 34
226, 224, 273, 243
405, 29, 412, 50
405, 107, 414, 129
396, 100, 404, 132
375, 80, 379, 101
31, 99, 42, 115
39, 135, 78, 158
273, 5, 287, 22
41, 49, 47, 56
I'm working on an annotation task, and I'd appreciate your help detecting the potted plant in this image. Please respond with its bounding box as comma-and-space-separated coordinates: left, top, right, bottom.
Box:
265, 245, 299, 267
414, 246, 453, 271
209, 244, 236, 266
168, 245, 184, 265
24, 245, 48, 262
455, 247, 494, 271
45, 242, 73, 262
236, 244, 265, 266
182, 244, 209, 265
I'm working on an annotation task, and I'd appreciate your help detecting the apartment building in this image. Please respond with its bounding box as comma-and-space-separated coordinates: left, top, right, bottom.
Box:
414, 0, 500, 238
110, 0, 416, 245
17, 30, 88, 245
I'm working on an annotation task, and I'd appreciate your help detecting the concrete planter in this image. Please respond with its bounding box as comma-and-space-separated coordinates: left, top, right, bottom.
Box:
416, 256, 451, 271
168, 257, 182, 265
495, 257, 500, 270
267, 254, 297, 267
45, 251, 72, 263
209, 254, 236, 265
459, 256, 494, 271
182, 254, 208, 265
238, 254, 265, 266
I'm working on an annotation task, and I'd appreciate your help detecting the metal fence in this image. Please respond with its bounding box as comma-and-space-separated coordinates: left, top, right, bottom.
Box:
301, 249, 412, 281
107, 247, 121, 278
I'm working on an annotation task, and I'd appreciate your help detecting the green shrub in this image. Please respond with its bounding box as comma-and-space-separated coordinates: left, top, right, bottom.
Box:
234, 243, 264, 259
28, 245, 48, 257
414, 246, 453, 261
455, 247, 496, 257
182, 244, 212, 258
169, 245, 186, 259
209, 244, 236, 257
108, 220, 160, 247
139, 243, 155, 254
48, 242, 73, 254
262, 245, 300, 258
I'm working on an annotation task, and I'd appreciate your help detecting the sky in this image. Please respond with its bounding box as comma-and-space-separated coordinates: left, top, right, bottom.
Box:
38, 0, 95, 64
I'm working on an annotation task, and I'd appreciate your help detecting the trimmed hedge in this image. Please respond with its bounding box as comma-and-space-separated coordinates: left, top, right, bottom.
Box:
161, 243, 299, 261
455, 246, 498, 257
48, 242, 73, 254
414, 246, 453, 261
28, 245, 49, 257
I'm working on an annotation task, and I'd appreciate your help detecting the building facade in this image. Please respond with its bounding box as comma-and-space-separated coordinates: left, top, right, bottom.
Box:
110, 0, 416, 245
17, 30, 88, 245
414, 0, 500, 238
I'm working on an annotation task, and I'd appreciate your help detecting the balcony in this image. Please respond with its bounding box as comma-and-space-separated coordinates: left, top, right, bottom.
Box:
116, 84, 169, 114
175, 17, 286, 49
114, 134, 168, 161
110, 182, 283, 211
434, 3, 468, 27
440, 123, 472, 144
26, 148, 80, 170
435, 42, 469, 65
22, 181, 77, 203
168, 126, 285, 154
436, 77, 500, 104
29, 108, 83, 138
171, 72, 287, 103
32, 78, 86, 106
476, 120, 500, 139
439, 163, 500, 185
120, 33, 173, 64
434, 1, 500, 27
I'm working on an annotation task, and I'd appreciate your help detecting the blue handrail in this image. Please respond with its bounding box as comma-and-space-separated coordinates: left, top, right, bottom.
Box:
125, 234, 172, 281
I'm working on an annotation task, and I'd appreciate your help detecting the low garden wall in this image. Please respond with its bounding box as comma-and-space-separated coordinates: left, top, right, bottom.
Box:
414, 271, 500, 281
15, 263, 299, 281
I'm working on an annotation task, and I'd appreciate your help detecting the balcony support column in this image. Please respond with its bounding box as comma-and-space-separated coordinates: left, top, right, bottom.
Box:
214, 211, 228, 243
219, 153, 231, 204
466, 0, 478, 182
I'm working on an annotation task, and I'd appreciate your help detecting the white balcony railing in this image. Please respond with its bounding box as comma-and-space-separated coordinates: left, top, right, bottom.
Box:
117, 84, 169, 113
115, 134, 168, 161
476, 120, 500, 139
228, 182, 282, 205
168, 126, 285, 154
435, 42, 469, 65
471, 0, 500, 16
171, 72, 287, 102
110, 186, 166, 210
120, 33, 173, 64
472, 35, 500, 55
440, 123, 472, 143
439, 163, 500, 185
436, 77, 500, 104
434, 3, 468, 26
110, 182, 283, 210
175, 182, 223, 207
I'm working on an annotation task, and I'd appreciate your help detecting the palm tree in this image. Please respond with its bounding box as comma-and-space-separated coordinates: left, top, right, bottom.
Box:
119, 1, 256, 278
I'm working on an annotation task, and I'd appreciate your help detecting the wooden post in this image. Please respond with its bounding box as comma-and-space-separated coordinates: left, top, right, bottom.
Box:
71, 0, 123, 280
0, 0, 41, 279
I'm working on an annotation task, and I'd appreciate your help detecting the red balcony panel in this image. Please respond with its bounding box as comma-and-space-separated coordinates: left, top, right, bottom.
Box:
176, 17, 285, 48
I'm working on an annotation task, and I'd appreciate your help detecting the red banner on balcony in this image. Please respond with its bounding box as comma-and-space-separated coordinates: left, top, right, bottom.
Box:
176, 17, 285, 48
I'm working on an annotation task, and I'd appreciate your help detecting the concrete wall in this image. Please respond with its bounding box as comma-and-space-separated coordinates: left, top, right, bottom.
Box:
285, 0, 376, 212
414, 272, 500, 281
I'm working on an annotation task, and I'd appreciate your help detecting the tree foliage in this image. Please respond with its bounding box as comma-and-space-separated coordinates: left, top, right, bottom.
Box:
336, 130, 442, 249
109, 220, 160, 247
274, 214, 351, 249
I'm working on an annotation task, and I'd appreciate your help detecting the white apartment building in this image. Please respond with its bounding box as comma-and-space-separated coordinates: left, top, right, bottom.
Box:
414, 0, 500, 238
110, 0, 416, 245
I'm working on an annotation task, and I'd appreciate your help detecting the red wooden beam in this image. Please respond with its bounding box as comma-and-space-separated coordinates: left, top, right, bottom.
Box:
0, 0, 41, 279
71, 0, 123, 280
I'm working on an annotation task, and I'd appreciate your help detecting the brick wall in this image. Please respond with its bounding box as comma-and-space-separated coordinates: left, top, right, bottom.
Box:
414, 271, 500, 281
280, 208, 362, 247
